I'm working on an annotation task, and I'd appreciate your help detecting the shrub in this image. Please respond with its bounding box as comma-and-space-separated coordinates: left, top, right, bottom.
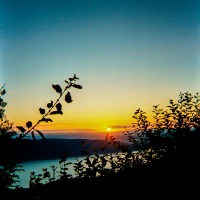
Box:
2, 75, 200, 193
0, 74, 83, 190
0, 84, 24, 190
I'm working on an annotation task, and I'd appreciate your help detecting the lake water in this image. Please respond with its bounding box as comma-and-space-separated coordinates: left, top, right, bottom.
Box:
17, 151, 138, 189
17, 155, 86, 189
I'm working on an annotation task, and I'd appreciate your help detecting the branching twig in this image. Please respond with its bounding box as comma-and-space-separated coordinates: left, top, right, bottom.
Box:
16, 74, 82, 140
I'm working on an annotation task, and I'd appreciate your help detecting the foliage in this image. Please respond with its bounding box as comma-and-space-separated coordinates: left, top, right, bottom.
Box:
125, 92, 200, 158
28, 91, 200, 190
1, 73, 200, 196
0, 84, 24, 190
0, 74, 82, 190
16, 74, 82, 140
0, 164, 24, 190
29, 154, 72, 187
0, 84, 17, 140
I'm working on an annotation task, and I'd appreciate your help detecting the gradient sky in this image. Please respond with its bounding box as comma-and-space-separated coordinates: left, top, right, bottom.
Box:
1, 0, 200, 141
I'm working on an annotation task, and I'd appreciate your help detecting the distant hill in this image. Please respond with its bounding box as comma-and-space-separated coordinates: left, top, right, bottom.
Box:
16, 138, 125, 162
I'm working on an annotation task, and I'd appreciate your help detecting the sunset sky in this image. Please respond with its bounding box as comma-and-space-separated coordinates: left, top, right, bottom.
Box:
1, 0, 200, 141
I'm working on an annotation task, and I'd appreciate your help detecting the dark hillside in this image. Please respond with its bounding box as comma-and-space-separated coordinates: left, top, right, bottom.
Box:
15, 138, 123, 162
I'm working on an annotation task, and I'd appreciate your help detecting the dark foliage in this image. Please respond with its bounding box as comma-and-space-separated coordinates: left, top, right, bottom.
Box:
1, 76, 200, 198
0, 74, 82, 191
25, 91, 200, 198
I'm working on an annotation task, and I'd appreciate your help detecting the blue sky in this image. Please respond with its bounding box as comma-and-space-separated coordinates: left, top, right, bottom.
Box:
1, 0, 200, 140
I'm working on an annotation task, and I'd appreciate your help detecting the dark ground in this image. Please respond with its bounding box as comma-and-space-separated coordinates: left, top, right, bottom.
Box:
1, 165, 199, 200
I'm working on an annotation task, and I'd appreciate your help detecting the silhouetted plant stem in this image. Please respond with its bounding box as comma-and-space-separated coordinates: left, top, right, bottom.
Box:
16, 74, 82, 140
22, 84, 68, 138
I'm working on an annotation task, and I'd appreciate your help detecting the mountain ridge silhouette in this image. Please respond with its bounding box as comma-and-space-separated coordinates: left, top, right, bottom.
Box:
16, 138, 125, 162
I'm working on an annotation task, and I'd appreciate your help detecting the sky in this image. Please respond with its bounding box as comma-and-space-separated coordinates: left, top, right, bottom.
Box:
1, 0, 200, 141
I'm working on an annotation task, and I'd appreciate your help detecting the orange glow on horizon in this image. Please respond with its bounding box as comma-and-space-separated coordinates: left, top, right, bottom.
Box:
12, 109, 156, 139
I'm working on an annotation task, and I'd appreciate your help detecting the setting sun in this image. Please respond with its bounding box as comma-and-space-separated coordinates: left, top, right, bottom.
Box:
106, 128, 111, 132
1, 0, 199, 196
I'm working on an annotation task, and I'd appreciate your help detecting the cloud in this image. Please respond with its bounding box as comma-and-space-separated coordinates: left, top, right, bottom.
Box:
110, 125, 132, 129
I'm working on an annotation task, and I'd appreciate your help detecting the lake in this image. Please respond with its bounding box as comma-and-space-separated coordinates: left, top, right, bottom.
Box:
17, 155, 86, 189
17, 151, 138, 189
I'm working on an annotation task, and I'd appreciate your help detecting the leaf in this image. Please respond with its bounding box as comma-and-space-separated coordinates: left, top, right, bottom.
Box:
39, 118, 53, 123
35, 178, 42, 183
35, 129, 46, 140
16, 126, 26, 133
56, 103, 62, 111
39, 108, 45, 115
0, 89, 6, 96
73, 74, 79, 80
50, 111, 59, 115
50, 110, 63, 115
72, 84, 82, 89
1, 102, 7, 107
47, 100, 53, 108
26, 121, 32, 129
58, 110, 63, 115
69, 74, 79, 81
52, 84, 62, 93
65, 92, 73, 103
43, 171, 50, 178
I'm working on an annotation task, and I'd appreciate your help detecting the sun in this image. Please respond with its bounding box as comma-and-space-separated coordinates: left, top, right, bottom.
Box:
106, 127, 111, 132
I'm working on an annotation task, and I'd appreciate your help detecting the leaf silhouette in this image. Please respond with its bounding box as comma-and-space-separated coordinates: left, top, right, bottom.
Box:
0, 89, 6, 96
35, 129, 46, 140
57, 110, 63, 115
69, 74, 79, 81
73, 74, 79, 80
43, 171, 50, 178
72, 84, 82, 89
56, 103, 62, 111
50, 110, 63, 115
65, 92, 73, 103
50, 111, 59, 115
26, 121, 32, 129
16, 126, 26, 133
39, 118, 53, 123
39, 108, 45, 115
1, 102, 7, 107
52, 84, 62, 93
47, 100, 53, 108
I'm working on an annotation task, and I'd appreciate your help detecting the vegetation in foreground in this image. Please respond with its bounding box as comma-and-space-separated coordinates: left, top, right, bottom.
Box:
0, 76, 200, 199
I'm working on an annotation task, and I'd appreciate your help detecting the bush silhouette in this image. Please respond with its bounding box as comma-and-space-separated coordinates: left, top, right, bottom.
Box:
1, 76, 200, 199
26, 91, 200, 198
0, 74, 82, 191
0, 84, 24, 190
